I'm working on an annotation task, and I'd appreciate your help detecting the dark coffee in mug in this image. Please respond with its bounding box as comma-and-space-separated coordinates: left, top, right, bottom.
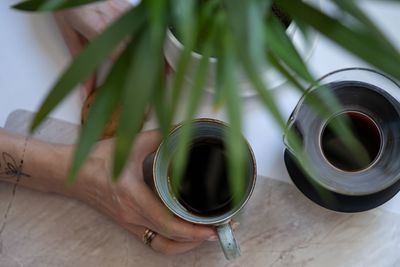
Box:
321, 111, 382, 172
169, 138, 234, 216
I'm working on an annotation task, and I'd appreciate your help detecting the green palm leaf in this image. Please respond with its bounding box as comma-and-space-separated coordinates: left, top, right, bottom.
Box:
67, 43, 133, 184
113, 28, 165, 179
170, 40, 212, 195
265, 14, 313, 82
277, 0, 400, 81
13, 0, 104, 12
219, 32, 246, 206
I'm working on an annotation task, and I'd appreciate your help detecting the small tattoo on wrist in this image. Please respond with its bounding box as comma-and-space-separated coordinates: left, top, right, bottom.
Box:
0, 152, 30, 179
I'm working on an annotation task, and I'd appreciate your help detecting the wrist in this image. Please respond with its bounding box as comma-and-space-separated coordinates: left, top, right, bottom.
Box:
23, 141, 76, 196
64, 144, 110, 205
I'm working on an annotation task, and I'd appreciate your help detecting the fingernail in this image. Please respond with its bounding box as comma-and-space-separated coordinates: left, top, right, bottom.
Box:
207, 235, 218, 242
232, 221, 240, 230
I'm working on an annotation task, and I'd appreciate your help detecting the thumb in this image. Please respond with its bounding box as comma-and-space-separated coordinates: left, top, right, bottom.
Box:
134, 130, 163, 158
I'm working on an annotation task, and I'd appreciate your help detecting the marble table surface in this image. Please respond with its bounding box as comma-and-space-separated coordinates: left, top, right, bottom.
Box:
1, 110, 400, 267
2, 1, 400, 266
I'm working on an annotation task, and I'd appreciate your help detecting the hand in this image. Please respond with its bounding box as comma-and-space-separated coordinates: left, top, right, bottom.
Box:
55, 0, 131, 42
54, 0, 131, 96
54, 0, 173, 101
75, 130, 217, 255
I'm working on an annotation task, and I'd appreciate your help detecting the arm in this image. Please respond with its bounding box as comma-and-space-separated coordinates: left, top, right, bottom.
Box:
0, 128, 216, 255
0, 128, 79, 196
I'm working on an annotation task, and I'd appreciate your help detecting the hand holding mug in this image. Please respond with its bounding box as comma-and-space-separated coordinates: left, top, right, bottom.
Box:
74, 130, 217, 255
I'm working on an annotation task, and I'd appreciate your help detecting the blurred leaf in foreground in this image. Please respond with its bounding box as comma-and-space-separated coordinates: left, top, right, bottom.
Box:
13, 0, 104, 12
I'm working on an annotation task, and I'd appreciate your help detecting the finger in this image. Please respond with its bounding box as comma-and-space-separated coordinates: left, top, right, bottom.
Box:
134, 182, 216, 242
61, 1, 130, 41
57, 4, 129, 60
132, 130, 163, 165
151, 233, 204, 256
123, 224, 204, 255
135, 130, 163, 154
82, 74, 97, 98
231, 220, 240, 230
54, 13, 86, 56
54, 13, 97, 98
60, 8, 104, 41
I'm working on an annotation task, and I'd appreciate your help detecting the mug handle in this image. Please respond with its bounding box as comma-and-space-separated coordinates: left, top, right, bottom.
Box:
216, 222, 241, 260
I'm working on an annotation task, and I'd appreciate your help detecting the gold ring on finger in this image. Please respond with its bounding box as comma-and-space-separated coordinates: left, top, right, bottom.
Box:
142, 228, 157, 246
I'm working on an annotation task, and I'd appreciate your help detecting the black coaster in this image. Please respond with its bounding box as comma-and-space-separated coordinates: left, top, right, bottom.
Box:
284, 150, 400, 213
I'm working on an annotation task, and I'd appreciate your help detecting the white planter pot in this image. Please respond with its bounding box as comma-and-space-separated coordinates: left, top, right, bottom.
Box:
164, 0, 320, 97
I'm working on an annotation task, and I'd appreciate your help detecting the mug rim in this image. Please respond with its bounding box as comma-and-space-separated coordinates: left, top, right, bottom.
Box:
153, 118, 257, 225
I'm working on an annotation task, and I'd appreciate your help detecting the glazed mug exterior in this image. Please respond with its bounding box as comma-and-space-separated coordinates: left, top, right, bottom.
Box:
153, 119, 257, 260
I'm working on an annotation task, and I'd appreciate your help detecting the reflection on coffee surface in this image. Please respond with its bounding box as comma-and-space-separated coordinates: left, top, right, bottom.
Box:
169, 138, 234, 216
321, 111, 382, 172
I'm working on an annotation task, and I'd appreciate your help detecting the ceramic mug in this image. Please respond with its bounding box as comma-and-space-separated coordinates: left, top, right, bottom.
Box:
163, 0, 321, 96
284, 68, 400, 212
152, 119, 256, 260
